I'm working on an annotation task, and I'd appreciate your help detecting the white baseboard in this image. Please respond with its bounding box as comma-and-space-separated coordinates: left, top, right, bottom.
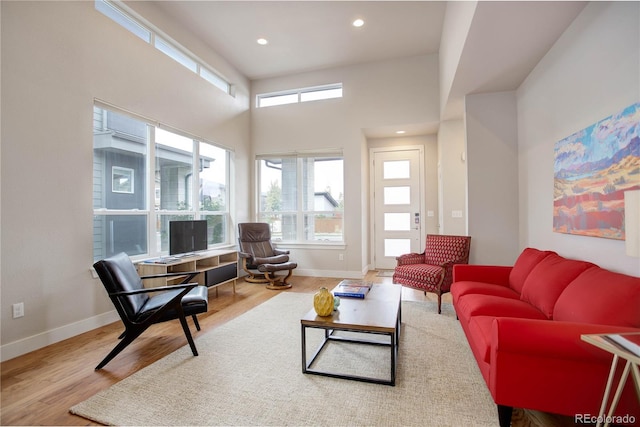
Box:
0, 310, 120, 362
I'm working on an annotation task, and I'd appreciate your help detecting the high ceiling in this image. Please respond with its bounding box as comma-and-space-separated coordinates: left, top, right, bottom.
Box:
149, 1, 587, 133
153, 1, 447, 80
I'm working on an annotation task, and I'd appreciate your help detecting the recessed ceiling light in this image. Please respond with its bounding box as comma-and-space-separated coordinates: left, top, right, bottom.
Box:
257, 38, 268, 45
396, 130, 406, 134
352, 18, 365, 28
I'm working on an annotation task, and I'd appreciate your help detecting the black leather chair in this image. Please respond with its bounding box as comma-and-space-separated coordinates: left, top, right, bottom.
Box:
93, 252, 208, 370
237, 222, 297, 290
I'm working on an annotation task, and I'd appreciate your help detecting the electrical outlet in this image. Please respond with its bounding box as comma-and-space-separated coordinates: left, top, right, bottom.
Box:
338, 253, 344, 261
12, 302, 24, 319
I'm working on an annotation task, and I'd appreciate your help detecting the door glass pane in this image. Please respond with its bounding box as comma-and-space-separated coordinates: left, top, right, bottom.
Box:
384, 239, 411, 257
383, 160, 410, 179
384, 186, 410, 205
384, 213, 410, 231
155, 129, 193, 211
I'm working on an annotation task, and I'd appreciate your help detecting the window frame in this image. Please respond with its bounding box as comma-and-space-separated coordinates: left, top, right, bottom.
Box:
256, 153, 345, 246
93, 102, 234, 262
111, 166, 135, 194
256, 83, 343, 108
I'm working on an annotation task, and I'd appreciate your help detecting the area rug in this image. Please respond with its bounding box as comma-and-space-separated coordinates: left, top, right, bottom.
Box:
70, 292, 498, 426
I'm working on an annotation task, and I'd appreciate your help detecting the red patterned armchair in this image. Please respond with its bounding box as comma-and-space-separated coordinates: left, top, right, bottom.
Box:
393, 234, 471, 313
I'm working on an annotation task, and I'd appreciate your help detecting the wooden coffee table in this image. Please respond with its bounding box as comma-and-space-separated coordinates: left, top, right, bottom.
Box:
300, 283, 402, 386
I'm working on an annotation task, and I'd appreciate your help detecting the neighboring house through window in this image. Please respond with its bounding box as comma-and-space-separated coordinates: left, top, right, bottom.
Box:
257, 154, 344, 243
92, 103, 231, 262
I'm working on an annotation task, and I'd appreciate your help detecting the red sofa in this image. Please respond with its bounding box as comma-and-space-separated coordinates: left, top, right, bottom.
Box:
451, 248, 640, 426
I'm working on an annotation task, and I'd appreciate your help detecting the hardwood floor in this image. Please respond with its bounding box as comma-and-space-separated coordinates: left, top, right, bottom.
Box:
1, 272, 577, 426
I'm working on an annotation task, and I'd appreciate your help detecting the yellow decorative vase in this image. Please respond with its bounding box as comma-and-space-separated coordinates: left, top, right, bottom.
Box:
313, 287, 334, 317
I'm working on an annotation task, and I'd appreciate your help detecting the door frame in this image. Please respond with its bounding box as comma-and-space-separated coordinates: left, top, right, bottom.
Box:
369, 145, 426, 270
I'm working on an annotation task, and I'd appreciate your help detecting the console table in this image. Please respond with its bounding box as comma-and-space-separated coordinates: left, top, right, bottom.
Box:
137, 249, 238, 295
581, 333, 640, 427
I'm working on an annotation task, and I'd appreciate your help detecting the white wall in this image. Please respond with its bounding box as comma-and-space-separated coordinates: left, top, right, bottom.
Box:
517, 1, 640, 276
0, 1, 250, 360
437, 119, 468, 236
465, 91, 519, 265
439, 0, 478, 120
251, 55, 440, 277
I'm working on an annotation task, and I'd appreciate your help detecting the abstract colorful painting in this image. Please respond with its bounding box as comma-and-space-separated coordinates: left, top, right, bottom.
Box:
554, 102, 640, 239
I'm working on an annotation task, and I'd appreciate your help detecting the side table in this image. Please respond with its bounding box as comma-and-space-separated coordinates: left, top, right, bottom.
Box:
581, 332, 640, 427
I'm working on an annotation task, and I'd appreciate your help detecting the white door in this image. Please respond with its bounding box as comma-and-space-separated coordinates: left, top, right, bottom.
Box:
372, 149, 423, 270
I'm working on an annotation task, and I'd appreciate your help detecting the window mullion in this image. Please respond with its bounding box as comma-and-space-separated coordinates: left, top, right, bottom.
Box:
147, 125, 158, 256
193, 139, 200, 218
297, 158, 304, 242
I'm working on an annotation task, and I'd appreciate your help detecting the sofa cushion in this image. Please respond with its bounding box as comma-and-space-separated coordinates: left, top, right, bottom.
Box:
520, 254, 596, 318
467, 316, 496, 363
451, 281, 520, 302
456, 294, 548, 321
554, 267, 640, 327
508, 248, 556, 294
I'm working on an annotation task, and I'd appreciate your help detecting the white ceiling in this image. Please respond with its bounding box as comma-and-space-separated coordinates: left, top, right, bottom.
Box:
150, 1, 587, 134
153, 1, 447, 80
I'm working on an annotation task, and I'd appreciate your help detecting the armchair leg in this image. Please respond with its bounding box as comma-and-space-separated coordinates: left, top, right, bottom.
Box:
96, 327, 146, 370
178, 314, 198, 357
497, 405, 513, 427
264, 271, 293, 290
282, 268, 294, 285
437, 294, 442, 315
191, 314, 201, 331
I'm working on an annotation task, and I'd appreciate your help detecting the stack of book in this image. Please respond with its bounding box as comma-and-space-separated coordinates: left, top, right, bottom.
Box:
333, 280, 373, 299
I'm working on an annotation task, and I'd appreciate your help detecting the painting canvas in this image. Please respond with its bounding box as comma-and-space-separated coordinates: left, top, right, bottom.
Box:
554, 102, 640, 239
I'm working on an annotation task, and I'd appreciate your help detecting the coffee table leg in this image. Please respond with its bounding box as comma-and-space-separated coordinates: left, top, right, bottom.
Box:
390, 331, 396, 386
301, 324, 307, 373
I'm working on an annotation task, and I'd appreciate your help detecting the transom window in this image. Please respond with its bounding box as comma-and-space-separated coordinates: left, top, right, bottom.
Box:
257, 154, 344, 243
256, 84, 343, 108
95, 0, 231, 94
92, 103, 231, 262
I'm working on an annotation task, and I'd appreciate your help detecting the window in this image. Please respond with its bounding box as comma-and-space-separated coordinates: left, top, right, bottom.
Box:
95, 0, 231, 95
95, 0, 151, 42
112, 166, 134, 193
256, 84, 343, 108
154, 37, 198, 73
93, 104, 231, 262
257, 154, 344, 243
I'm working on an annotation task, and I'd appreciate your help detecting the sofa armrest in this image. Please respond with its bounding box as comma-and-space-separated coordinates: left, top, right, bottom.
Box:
488, 317, 640, 416
453, 264, 512, 286
492, 317, 640, 361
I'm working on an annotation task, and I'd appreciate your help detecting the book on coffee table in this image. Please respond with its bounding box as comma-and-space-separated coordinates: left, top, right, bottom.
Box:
333, 280, 373, 299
